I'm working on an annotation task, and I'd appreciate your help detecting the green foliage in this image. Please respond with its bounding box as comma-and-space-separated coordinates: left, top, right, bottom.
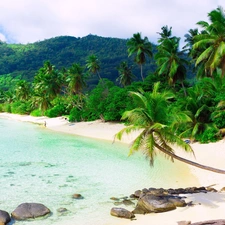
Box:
45, 105, 66, 118
30, 109, 42, 117
10, 101, 31, 114
69, 107, 83, 122
196, 127, 220, 143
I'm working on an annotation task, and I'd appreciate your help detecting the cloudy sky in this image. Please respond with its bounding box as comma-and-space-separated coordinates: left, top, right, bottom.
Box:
0, 0, 223, 45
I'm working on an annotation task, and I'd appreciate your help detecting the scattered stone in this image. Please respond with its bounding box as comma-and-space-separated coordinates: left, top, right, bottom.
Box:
72, 194, 84, 199
177, 221, 191, 225
11, 203, 50, 220
122, 199, 135, 206
220, 187, 225, 192
113, 202, 122, 206
57, 208, 68, 213
110, 197, 120, 201
206, 187, 217, 192
110, 207, 135, 219
57, 207, 69, 216
0, 210, 11, 225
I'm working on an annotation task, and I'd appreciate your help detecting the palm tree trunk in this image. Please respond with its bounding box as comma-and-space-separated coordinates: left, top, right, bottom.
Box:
140, 64, 144, 81
97, 71, 102, 80
181, 81, 187, 97
155, 143, 225, 174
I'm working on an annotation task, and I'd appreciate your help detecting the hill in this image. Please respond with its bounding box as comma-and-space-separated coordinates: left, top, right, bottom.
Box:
0, 35, 157, 86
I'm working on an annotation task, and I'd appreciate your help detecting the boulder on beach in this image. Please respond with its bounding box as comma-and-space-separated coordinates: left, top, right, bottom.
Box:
0, 210, 11, 225
11, 203, 51, 220
133, 193, 177, 214
110, 207, 135, 219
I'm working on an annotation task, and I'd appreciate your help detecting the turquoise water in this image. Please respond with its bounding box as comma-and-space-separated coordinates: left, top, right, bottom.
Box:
0, 118, 197, 225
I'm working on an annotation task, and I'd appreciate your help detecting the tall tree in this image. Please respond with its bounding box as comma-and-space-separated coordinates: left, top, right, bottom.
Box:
116, 82, 225, 174
116, 61, 135, 87
127, 32, 152, 81
32, 61, 62, 113
67, 63, 86, 95
193, 6, 225, 78
86, 54, 101, 80
155, 27, 188, 95
15, 80, 31, 101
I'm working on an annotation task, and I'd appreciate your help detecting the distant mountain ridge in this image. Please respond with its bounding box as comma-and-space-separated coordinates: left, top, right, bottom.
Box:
0, 35, 157, 84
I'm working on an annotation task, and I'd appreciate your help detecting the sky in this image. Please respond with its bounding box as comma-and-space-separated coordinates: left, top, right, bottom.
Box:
0, 0, 223, 45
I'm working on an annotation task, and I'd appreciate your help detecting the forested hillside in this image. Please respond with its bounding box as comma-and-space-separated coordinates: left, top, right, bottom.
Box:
0, 35, 157, 84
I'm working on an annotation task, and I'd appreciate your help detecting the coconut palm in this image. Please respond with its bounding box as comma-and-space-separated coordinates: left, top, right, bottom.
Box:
116, 61, 135, 87
127, 32, 152, 81
15, 80, 31, 101
193, 6, 225, 78
33, 61, 62, 100
86, 54, 101, 80
116, 82, 225, 174
155, 29, 188, 95
67, 63, 86, 94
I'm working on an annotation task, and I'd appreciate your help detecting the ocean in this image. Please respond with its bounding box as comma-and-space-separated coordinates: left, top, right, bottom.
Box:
0, 118, 198, 225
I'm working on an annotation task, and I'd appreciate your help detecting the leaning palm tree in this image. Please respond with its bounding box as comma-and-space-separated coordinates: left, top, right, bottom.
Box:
193, 6, 225, 78
116, 82, 225, 174
127, 32, 152, 81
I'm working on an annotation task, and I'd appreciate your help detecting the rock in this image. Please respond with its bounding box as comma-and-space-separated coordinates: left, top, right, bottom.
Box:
11, 203, 50, 220
191, 220, 225, 225
206, 187, 217, 192
110, 207, 135, 219
72, 193, 84, 199
110, 197, 120, 201
0, 210, 11, 225
168, 196, 187, 207
133, 194, 176, 214
177, 221, 191, 225
57, 207, 69, 216
133, 190, 142, 198
57, 207, 68, 213
220, 187, 225, 192
122, 199, 135, 206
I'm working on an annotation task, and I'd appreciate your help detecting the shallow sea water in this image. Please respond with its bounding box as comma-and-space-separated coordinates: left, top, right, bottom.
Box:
0, 118, 198, 225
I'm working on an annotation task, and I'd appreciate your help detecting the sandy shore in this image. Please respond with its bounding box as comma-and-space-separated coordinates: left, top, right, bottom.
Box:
1, 112, 225, 224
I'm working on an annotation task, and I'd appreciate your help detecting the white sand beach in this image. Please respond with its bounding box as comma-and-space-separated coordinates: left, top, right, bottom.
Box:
1, 112, 225, 225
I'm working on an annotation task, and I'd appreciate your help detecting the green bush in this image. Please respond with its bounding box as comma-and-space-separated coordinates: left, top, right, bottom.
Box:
30, 109, 43, 117
196, 127, 220, 143
10, 101, 30, 114
45, 105, 65, 118
69, 107, 82, 122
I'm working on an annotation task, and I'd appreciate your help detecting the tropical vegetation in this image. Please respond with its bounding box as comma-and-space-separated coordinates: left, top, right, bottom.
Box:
0, 6, 225, 171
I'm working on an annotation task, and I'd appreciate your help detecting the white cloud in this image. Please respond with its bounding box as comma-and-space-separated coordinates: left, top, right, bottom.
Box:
0, 0, 223, 44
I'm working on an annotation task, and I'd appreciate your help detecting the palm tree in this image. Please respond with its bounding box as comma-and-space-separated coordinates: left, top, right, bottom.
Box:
116, 61, 135, 87
193, 6, 225, 78
127, 32, 152, 81
175, 86, 216, 142
15, 80, 31, 101
86, 54, 101, 80
155, 28, 188, 95
116, 82, 225, 174
67, 63, 86, 94
33, 61, 62, 100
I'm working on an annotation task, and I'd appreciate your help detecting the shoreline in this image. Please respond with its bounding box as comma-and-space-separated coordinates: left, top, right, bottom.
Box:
1, 112, 225, 224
